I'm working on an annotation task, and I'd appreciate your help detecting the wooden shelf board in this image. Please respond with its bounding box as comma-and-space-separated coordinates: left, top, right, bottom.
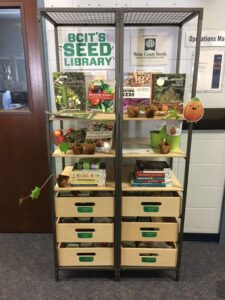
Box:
122, 166, 183, 192
123, 113, 184, 121
54, 166, 115, 192
122, 139, 185, 158
49, 113, 115, 122
52, 148, 116, 158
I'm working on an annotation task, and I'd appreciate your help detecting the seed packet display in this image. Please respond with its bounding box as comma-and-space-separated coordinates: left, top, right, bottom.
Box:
87, 80, 115, 113
123, 72, 151, 112
85, 122, 114, 153
151, 73, 186, 113
53, 72, 87, 111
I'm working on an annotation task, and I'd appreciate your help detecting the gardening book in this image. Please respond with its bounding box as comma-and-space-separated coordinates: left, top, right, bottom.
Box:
123, 72, 151, 112
85, 122, 114, 153
135, 160, 171, 172
87, 80, 115, 113
151, 73, 186, 112
131, 180, 172, 187
53, 72, 87, 112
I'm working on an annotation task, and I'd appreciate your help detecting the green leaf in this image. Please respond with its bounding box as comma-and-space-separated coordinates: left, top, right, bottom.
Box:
30, 186, 41, 200
59, 142, 69, 154
19, 198, 23, 206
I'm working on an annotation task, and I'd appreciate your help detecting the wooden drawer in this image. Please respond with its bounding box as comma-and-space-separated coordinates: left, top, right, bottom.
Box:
58, 246, 113, 266
56, 221, 114, 243
122, 195, 181, 217
122, 218, 178, 242
121, 244, 177, 267
55, 196, 114, 217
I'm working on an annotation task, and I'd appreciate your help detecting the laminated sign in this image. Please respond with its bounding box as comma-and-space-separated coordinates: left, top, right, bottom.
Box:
131, 33, 169, 65
61, 31, 115, 69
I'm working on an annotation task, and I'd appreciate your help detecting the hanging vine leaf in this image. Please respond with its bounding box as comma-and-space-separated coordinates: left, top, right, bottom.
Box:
19, 198, 23, 206
30, 186, 41, 200
59, 142, 69, 154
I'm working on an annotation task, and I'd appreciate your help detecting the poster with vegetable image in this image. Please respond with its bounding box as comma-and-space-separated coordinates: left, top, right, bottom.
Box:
53, 72, 87, 111
87, 80, 115, 113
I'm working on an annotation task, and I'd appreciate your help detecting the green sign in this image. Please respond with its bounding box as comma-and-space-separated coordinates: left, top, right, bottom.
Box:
61, 31, 115, 69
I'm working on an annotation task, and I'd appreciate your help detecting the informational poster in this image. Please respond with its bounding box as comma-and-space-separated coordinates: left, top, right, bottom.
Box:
197, 50, 224, 92
131, 33, 169, 65
60, 30, 115, 69
186, 30, 225, 47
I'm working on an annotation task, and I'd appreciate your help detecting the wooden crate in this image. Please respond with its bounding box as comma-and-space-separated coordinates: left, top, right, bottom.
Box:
122, 195, 181, 217
58, 246, 113, 266
56, 221, 114, 243
121, 243, 177, 267
122, 218, 178, 242
55, 196, 114, 217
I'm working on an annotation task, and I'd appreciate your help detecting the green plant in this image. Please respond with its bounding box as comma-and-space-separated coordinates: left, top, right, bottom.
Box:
19, 174, 53, 206
165, 109, 182, 120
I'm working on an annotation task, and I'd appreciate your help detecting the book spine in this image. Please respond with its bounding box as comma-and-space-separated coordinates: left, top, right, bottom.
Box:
133, 179, 172, 183
135, 171, 172, 177
72, 173, 106, 178
131, 182, 172, 187
71, 179, 105, 184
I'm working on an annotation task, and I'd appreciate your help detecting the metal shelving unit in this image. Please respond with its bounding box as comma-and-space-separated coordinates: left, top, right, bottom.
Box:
39, 7, 203, 281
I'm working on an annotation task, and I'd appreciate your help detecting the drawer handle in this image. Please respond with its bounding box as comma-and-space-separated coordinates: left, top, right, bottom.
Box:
77, 253, 96, 262
139, 253, 158, 263
75, 203, 95, 213
75, 228, 95, 239
140, 227, 159, 238
141, 202, 161, 213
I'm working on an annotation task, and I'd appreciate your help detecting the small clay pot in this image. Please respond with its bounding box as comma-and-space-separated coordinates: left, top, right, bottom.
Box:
72, 143, 83, 155
145, 105, 158, 118
127, 106, 140, 118
57, 175, 69, 187
159, 141, 171, 154
83, 143, 96, 155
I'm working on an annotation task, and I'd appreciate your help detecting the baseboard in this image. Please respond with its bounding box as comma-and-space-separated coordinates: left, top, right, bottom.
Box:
183, 233, 219, 242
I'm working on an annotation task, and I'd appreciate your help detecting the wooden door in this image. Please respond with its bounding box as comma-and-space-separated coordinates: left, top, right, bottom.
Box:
0, 0, 51, 232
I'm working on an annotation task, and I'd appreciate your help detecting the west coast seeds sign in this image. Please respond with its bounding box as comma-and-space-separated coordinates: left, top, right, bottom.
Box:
61, 31, 115, 69
131, 33, 169, 65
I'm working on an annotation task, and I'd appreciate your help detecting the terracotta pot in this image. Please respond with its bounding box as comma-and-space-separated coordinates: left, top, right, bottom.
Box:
159, 141, 171, 154
83, 143, 96, 155
72, 143, 83, 154
145, 106, 157, 118
57, 175, 69, 187
127, 106, 140, 118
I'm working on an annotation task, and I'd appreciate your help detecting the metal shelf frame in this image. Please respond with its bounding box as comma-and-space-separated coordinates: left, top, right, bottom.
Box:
39, 6, 203, 282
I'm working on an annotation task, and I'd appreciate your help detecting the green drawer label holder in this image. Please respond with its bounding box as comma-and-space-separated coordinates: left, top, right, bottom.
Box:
142, 231, 157, 238
77, 207, 93, 213
142, 257, 157, 263
77, 232, 93, 238
79, 256, 94, 262
143, 206, 159, 213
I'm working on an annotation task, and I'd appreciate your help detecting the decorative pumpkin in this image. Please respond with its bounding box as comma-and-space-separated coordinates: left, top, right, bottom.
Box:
183, 97, 204, 122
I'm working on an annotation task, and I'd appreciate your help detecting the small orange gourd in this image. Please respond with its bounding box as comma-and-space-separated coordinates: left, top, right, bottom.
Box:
183, 97, 204, 122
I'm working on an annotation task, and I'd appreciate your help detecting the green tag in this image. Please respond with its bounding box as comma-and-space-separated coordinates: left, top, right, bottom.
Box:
142, 257, 157, 263
77, 232, 93, 238
77, 207, 93, 213
143, 206, 159, 213
142, 231, 157, 238
79, 256, 94, 262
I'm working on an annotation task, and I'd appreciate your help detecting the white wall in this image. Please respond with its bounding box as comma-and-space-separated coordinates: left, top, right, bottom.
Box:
43, 0, 225, 234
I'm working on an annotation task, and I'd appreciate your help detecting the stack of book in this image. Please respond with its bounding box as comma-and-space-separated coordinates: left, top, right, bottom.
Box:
71, 160, 106, 187
131, 160, 172, 187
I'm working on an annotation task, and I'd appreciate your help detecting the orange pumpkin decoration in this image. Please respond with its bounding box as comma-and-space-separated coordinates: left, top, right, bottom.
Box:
183, 97, 204, 122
